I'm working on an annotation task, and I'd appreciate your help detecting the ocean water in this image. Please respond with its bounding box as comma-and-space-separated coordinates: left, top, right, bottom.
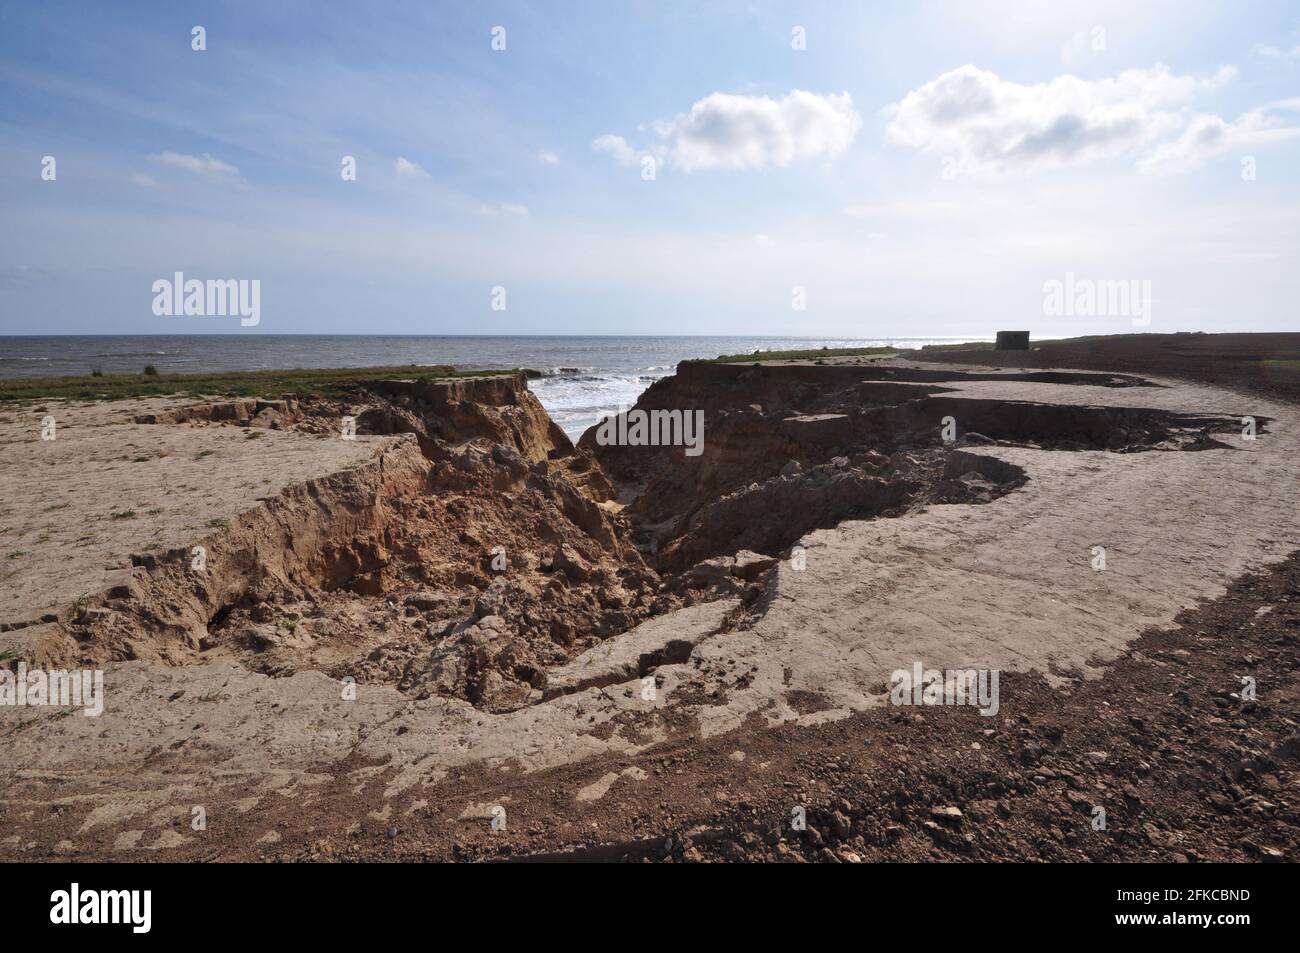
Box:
0, 334, 988, 441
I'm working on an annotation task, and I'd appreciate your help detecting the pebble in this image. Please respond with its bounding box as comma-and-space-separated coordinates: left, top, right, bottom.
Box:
930, 806, 964, 825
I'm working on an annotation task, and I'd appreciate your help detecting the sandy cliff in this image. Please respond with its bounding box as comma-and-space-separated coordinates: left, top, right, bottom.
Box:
2, 355, 1298, 862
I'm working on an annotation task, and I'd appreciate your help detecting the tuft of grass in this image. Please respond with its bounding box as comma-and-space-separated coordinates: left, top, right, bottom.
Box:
109, 510, 137, 520
205, 517, 230, 529
143, 364, 159, 376
0, 364, 524, 403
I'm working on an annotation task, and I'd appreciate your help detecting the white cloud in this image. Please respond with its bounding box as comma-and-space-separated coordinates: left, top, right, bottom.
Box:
1254, 43, 1300, 60
592, 134, 641, 168
395, 156, 428, 177
595, 90, 861, 173
1137, 104, 1300, 175
662, 90, 861, 171
130, 173, 164, 190
481, 202, 530, 218
885, 64, 1237, 176
537, 149, 560, 165
146, 151, 239, 179
0, 264, 51, 287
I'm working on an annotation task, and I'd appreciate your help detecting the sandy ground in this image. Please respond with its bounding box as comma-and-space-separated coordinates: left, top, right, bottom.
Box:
0, 397, 382, 627
690, 371, 1291, 737
1, 359, 1297, 860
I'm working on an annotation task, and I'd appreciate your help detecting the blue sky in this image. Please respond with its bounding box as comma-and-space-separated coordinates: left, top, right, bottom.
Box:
1, 0, 1297, 336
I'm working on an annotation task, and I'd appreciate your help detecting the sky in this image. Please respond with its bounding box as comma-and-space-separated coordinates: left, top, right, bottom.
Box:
0, 0, 1297, 337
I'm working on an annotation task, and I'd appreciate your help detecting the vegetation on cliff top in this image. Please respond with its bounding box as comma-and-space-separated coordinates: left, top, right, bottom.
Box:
691, 346, 900, 364
0, 364, 520, 403
917, 340, 997, 352
693, 340, 995, 364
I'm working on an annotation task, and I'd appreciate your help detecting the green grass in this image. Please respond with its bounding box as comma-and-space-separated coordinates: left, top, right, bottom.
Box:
918, 340, 997, 352
1259, 359, 1300, 370
692, 346, 901, 364
692, 340, 1006, 364
0, 364, 520, 403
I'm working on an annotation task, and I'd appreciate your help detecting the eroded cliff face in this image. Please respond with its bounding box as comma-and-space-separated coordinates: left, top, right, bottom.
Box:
581, 361, 1244, 570
23, 362, 1236, 716
34, 374, 665, 712
5, 352, 1297, 863
580, 363, 1009, 568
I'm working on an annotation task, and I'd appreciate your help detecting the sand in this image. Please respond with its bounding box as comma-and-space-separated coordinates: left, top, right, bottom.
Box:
0, 397, 382, 628
1, 354, 1297, 860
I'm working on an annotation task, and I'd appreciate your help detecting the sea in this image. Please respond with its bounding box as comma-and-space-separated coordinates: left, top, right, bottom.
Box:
0, 335, 989, 442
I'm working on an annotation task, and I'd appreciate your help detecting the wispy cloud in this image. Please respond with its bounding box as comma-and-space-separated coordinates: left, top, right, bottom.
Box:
481, 202, 530, 218
1254, 43, 1300, 61
592, 134, 641, 168
537, 149, 559, 165
0, 264, 52, 287
1138, 101, 1300, 175
146, 151, 239, 180
395, 156, 429, 178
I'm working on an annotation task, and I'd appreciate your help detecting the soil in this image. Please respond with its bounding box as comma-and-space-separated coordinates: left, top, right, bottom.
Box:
255, 548, 1300, 863
2, 333, 1298, 863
